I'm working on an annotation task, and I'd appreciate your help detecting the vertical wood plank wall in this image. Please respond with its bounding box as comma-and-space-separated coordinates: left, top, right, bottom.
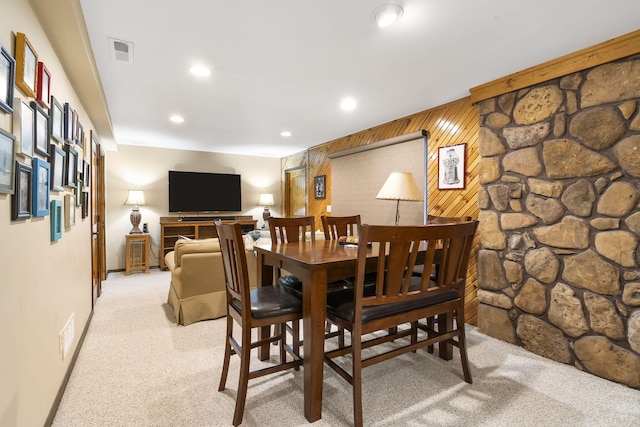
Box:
281, 96, 481, 324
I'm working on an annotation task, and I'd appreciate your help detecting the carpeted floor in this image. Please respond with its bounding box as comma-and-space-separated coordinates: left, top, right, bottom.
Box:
51, 270, 640, 426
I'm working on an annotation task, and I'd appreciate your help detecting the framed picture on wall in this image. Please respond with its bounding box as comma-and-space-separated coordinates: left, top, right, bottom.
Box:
314, 175, 326, 199
36, 62, 51, 109
50, 96, 64, 142
438, 143, 466, 190
0, 128, 16, 194
31, 158, 50, 217
64, 193, 75, 228
32, 101, 50, 157
51, 199, 63, 241
65, 144, 78, 188
13, 98, 34, 158
0, 43, 16, 114
63, 102, 74, 143
50, 144, 65, 192
15, 32, 38, 98
12, 161, 32, 220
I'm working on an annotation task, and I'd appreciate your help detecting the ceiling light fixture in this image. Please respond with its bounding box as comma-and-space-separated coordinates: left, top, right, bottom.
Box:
169, 115, 184, 123
372, 4, 404, 28
189, 65, 211, 77
340, 97, 357, 112
280, 131, 292, 137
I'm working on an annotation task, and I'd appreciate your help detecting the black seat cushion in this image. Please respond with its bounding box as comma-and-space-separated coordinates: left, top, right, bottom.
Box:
230, 286, 302, 319
326, 286, 458, 324
278, 274, 353, 296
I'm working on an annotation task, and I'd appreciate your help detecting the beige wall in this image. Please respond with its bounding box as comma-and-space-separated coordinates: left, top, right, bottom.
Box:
1, 0, 95, 425
105, 145, 282, 271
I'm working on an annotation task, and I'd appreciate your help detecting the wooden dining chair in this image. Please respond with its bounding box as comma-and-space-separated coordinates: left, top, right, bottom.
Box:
215, 222, 303, 426
321, 214, 361, 240
324, 221, 479, 427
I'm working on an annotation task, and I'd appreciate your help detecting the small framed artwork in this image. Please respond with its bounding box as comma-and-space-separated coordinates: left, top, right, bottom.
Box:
76, 121, 84, 149
15, 32, 38, 98
32, 101, 50, 157
49, 144, 65, 191
50, 199, 62, 241
50, 96, 64, 142
64, 193, 75, 228
82, 192, 89, 219
13, 98, 34, 157
438, 143, 467, 190
82, 160, 90, 189
63, 102, 74, 143
0, 128, 16, 194
12, 161, 32, 220
314, 175, 326, 199
31, 158, 50, 217
0, 43, 16, 114
75, 179, 83, 206
65, 144, 78, 188
36, 62, 51, 109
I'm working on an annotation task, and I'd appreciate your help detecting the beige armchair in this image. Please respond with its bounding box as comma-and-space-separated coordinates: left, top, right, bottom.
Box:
165, 237, 257, 326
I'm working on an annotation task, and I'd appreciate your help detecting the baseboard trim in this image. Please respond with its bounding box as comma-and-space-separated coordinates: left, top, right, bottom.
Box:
44, 309, 94, 426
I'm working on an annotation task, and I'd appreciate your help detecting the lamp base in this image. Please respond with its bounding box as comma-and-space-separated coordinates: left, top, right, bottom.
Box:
130, 207, 143, 234
262, 207, 271, 229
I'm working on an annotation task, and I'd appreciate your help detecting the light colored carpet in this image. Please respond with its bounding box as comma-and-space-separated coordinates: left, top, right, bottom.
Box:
52, 270, 640, 427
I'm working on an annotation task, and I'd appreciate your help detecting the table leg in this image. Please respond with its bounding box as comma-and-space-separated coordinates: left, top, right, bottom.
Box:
257, 252, 274, 361
303, 269, 327, 422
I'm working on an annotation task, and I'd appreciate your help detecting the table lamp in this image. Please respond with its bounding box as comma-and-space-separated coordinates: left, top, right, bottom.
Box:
376, 172, 422, 225
125, 189, 146, 233
258, 193, 275, 229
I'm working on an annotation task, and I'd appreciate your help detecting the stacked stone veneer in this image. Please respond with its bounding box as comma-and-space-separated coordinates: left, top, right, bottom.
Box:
476, 55, 640, 388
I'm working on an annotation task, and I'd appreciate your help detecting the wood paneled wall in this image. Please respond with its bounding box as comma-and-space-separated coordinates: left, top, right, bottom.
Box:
281, 96, 481, 324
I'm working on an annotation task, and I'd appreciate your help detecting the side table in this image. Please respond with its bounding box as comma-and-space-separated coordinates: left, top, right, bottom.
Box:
125, 233, 150, 275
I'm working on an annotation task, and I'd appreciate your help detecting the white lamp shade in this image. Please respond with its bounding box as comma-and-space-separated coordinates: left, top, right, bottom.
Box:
376, 172, 422, 201
125, 189, 146, 206
258, 193, 275, 206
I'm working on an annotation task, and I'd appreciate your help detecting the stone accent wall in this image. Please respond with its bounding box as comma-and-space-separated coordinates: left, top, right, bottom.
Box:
476, 55, 640, 388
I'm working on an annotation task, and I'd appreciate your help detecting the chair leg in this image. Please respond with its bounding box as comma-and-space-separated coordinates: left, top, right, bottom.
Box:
456, 308, 473, 384
218, 316, 233, 391
426, 316, 434, 354
352, 335, 363, 427
279, 322, 286, 363
232, 324, 252, 426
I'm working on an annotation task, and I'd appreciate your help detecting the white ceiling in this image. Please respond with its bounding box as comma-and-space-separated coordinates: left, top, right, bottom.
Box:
78, 0, 640, 158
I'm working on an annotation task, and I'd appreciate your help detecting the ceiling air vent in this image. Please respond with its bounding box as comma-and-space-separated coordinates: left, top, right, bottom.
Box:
109, 38, 134, 63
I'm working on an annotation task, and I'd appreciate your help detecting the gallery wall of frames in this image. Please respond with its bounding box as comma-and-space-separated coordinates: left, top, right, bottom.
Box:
1, 32, 92, 239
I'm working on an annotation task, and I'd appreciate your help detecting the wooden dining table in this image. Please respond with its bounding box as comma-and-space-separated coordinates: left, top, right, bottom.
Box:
253, 239, 451, 422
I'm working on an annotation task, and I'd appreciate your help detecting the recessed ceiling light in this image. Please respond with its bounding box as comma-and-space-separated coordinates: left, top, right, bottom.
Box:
280, 131, 292, 137
372, 4, 404, 28
340, 97, 357, 112
169, 115, 184, 123
189, 65, 211, 77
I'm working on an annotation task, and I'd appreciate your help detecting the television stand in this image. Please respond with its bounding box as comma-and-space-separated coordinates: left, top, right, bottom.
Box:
159, 216, 257, 269
179, 216, 235, 222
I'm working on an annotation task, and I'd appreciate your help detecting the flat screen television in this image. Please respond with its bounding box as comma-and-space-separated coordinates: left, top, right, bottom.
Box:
168, 171, 242, 213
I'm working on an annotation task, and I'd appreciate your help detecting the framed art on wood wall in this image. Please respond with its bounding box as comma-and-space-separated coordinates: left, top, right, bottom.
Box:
49, 144, 65, 192
36, 62, 51, 109
31, 158, 50, 217
50, 96, 64, 142
15, 32, 38, 98
438, 143, 466, 190
0, 128, 16, 194
0, 43, 16, 114
12, 161, 32, 220
51, 199, 63, 241
314, 175, 326, 199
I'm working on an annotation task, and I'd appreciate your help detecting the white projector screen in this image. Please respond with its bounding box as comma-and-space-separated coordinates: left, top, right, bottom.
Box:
331, 136, 425, 226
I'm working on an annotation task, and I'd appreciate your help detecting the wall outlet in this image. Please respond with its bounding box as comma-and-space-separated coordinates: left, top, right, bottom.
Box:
59, 313, 75, 360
